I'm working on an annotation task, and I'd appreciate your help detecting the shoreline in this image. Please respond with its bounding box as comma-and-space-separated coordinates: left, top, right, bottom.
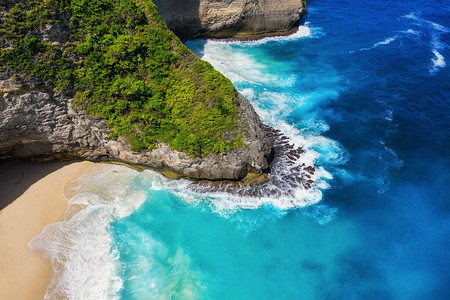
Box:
0, 125, 317, 298
0, 161, 92, 300
198, 25, 303, 42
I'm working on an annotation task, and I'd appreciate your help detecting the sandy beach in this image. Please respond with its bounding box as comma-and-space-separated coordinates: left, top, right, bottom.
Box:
0, 161, 92, 300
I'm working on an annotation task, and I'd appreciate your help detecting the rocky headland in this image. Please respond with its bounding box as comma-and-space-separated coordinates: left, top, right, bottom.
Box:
0, 0, 307, 181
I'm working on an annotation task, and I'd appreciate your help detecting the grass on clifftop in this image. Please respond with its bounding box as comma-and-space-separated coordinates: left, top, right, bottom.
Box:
0, 0, 243, 157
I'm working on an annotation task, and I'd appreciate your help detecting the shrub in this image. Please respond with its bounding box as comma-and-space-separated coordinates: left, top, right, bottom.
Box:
0, 0, 243, 157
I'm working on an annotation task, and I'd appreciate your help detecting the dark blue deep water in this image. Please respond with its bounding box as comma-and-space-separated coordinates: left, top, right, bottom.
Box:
34, 0, 449, 299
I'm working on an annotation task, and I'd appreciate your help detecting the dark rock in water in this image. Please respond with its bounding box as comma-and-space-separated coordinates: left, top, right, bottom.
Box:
153, 0, 307, 41
191, 126, 318, 197
305, 166, 316, 175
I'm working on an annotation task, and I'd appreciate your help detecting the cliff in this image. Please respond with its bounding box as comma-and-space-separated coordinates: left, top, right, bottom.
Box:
153, 0, 306, 40
0, 0, 272, 180
0, 73, 270, 180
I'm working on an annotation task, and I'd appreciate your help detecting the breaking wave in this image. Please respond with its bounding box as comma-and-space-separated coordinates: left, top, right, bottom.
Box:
29, 165, 147, 299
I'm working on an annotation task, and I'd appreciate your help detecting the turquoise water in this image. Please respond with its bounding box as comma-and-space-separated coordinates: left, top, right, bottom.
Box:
31, 0, 449, 298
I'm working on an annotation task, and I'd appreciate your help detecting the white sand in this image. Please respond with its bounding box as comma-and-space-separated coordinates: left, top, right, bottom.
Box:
0, 161, 92, 300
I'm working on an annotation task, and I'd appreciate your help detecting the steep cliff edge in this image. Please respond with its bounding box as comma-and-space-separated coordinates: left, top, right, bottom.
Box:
0, 0, 272, 180
153, 0, 306, 41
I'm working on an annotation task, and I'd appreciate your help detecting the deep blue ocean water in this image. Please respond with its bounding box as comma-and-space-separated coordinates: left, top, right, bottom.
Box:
31, 0, 449, 298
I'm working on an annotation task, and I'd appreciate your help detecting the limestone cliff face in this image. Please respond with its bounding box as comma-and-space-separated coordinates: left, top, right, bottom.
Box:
153, 0, 306, 40
0, 71, 271, 180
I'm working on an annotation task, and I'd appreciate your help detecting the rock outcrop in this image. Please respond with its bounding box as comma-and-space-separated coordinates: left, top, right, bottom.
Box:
0, 71, 271, 180
153, 0, 306, 40
0, 0, 285, 180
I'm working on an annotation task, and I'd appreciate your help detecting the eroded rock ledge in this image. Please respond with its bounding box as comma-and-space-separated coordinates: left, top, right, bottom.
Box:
153, 0, 306, 41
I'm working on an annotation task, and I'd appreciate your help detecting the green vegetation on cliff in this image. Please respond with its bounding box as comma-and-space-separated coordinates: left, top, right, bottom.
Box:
0, 0, 243, 157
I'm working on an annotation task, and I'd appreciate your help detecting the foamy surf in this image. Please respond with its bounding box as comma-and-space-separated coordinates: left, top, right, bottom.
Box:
208, 23, 323, 47
29, 156, 336, 299
401, 29, 421, 35
402, 12, 449, 33
29, 164, 147, 300
186, 34, 346, 211
350, 12, 448, 74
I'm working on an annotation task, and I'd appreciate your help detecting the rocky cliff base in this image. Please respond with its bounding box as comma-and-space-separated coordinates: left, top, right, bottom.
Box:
190, 126, 317, 197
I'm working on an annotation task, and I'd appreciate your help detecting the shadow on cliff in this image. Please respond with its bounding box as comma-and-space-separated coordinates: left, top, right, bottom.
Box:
0, 160, 72, 210
187, 38, 208, 58
153, 0, 202, 41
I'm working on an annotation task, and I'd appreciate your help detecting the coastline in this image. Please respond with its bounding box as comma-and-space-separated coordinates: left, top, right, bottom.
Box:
0, 161, 92, 300
207, 26, 303, 42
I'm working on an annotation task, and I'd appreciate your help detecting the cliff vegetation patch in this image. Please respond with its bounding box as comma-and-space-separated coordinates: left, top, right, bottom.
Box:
0, 0, 243, 157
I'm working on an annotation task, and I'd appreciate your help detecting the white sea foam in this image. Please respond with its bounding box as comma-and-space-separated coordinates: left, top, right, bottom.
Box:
29, 164, 147, 299
353, 13, 448, 74
358, 36, 399, 51
199, 44, 265, 85
29, 164, 216, 299
402, 12, 449, 33
28, 158, 337, 298
402, 12, 448, 74
431, 50, 446, 68
384, 109, 394, 122
428, 31, 447, 74
212, 23, 324, 47
247, 24, 313, 44
30, 161, 335, 299
401, 29, 421, 35
199, 41, 297, 87
375, 36, 399, 46
430, 49, 446, 74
